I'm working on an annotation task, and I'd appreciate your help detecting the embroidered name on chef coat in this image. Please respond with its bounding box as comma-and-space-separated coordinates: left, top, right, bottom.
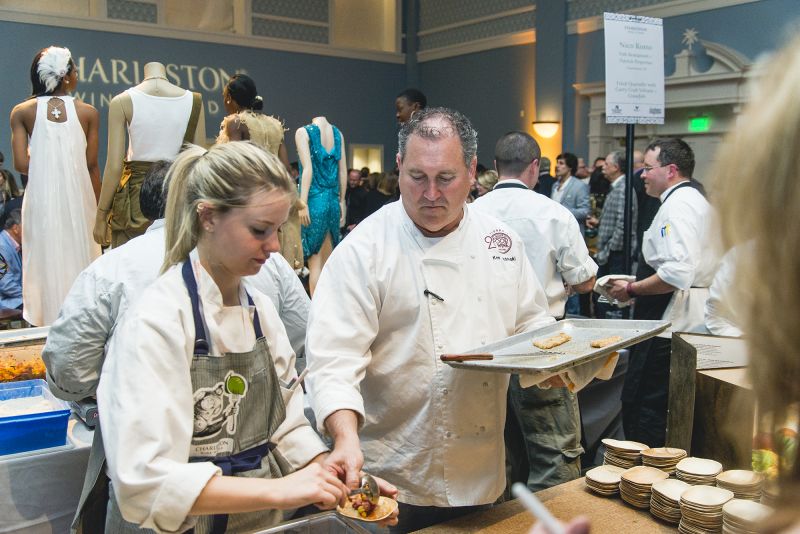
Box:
485, 229, 516, 261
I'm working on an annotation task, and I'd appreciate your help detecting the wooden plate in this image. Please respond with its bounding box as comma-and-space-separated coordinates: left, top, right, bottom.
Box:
337, 496, 398, 522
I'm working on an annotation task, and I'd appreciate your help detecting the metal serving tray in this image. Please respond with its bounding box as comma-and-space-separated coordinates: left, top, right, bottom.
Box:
443, 319, 670, 375
255, 512, 370, 534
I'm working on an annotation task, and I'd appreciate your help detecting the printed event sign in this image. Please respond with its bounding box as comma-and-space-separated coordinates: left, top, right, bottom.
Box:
604, 12, 665, 124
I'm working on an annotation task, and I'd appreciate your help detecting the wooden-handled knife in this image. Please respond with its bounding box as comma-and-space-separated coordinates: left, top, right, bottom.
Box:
440, 353, 494, 362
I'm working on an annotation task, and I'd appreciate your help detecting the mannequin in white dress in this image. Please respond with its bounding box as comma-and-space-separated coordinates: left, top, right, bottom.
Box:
9, 45, 101, 325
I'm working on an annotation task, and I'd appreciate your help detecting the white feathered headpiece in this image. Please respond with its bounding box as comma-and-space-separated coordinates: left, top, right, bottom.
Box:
37, 46, 73, 93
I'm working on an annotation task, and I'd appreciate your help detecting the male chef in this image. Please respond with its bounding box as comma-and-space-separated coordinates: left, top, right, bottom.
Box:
473, 131, 598, 492
307, 108, 611, 532
607, 138, 718, 447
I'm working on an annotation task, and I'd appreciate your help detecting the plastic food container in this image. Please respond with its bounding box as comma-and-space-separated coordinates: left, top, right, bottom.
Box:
0, 378, 71, 456
255, 512, 370, 533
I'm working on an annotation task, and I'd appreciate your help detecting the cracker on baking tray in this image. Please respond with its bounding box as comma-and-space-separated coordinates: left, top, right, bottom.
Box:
590, 335, 623, 348
532, 332, 571, 350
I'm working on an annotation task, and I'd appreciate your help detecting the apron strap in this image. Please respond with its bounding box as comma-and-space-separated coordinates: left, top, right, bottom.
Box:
182, 260, 211, 355
182, 261, 265, 356
188, 441, 276, 534
246, 292, 264, 339
661, 180, 693, 203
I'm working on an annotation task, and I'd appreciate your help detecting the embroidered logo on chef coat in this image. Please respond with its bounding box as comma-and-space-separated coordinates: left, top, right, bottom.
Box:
192, 370, 248, 441
660, 224, 671, 237
485, 229, 512, 254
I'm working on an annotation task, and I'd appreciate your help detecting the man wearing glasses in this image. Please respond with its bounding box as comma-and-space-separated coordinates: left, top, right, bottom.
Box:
606, 138, 719, 447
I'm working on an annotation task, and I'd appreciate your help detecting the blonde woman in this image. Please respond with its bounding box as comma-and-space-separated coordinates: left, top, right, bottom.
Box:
712, 34, 800, 533
476, 169, 499, 197
96, 142, 349, 532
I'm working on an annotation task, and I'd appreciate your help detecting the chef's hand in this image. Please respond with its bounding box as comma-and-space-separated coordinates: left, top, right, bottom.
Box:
606, 279, 632, 303
372, 475, 400, 527
324, 438, 364, 490
93, 208, 110, 246
299, 206, 311, 227
530, 516, 590, 534
272, 462, 348, 509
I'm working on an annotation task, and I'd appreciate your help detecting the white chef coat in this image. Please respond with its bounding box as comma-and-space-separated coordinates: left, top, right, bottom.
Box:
473, 179, 598, 317
704, 247, 743, 337
42, 220, 310, 401
97, 258, 326, 533
644, 183, 719, 334
306, 201, 555, 507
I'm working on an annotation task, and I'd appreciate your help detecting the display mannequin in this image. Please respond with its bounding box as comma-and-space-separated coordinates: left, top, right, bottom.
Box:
93, 62, 205, 247
295, 116, 346, 295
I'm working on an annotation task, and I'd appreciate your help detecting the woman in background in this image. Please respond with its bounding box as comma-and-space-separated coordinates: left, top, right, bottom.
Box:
218, 74, 305, 274
476, 169, 498, 197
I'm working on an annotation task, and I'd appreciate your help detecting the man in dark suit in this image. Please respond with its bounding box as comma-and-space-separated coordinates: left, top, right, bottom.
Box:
533, 156, 555, 198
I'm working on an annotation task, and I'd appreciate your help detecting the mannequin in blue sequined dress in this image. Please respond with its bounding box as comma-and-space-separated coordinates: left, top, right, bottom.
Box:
296, 116, 347, 295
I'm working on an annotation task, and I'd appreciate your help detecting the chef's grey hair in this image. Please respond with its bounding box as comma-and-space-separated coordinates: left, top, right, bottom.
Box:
161, 142, 295, 273
397, 107, 478, 167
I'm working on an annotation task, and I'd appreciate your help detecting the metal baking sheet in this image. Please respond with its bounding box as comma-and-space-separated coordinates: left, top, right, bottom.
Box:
444, 319, 670, 375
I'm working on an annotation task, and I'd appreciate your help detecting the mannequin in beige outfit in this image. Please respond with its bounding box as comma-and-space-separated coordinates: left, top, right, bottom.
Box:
93, 62, 205, 247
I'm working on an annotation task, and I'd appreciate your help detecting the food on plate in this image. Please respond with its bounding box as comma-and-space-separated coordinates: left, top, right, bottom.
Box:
590, 335, 623, 348
532, 332, 571, 350
337, 495, 398, 522
350, 493, 375, 518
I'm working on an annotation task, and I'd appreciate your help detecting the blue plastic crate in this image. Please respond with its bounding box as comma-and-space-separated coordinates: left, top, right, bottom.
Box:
0, 379, 71, 456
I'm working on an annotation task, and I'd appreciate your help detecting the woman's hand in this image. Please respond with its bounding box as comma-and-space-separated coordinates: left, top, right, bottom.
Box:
93, 209, 110, 246
339, 200, 347, 228
267, 462, 348, 510
299, 206, 311, 227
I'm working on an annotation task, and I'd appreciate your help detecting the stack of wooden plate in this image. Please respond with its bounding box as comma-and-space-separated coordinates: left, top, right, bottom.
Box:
650, 478, 691, 524
722, 498, 773, 534
676, 457, 723, 485
619, 466, 669, 509
761, 481, 779, 507
679, 485, 734, 534
716, 470, 764, 501
585, 465, 626, 496
602, 438, 649, 469
642, 447, 688, 474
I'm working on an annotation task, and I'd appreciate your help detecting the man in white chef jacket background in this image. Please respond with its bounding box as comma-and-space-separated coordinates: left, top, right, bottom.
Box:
607, 138, 718, 447
306, 108, 614, 532
472, 131, 598, 492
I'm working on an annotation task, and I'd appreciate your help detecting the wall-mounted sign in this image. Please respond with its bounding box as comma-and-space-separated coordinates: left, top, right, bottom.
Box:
603, 12, 665, 125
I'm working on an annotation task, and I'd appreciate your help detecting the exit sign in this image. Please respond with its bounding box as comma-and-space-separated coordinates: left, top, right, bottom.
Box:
688, 116, 710, 132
